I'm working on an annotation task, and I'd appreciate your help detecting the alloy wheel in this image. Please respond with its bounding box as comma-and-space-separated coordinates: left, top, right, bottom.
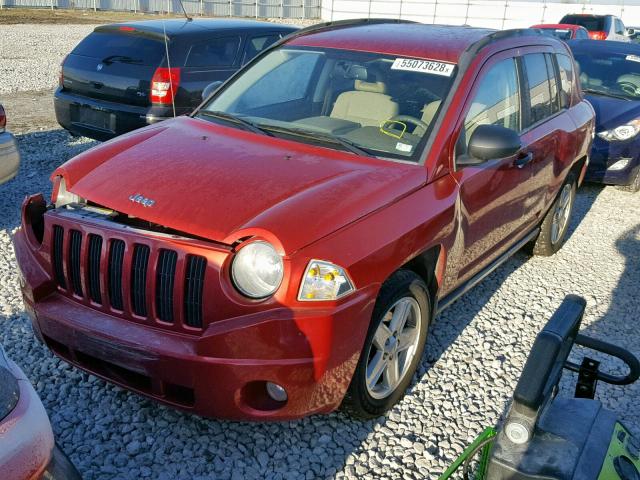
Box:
365, 297, 422, 400
551, 183, 572, 245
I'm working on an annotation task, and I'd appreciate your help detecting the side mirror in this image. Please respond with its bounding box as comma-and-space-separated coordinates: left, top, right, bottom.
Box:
202, 81, 223, 102
628, 28, 635, 36
465, 124, 521, 163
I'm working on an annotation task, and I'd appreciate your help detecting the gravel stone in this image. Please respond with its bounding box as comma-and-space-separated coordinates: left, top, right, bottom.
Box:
0, 23, 638, 480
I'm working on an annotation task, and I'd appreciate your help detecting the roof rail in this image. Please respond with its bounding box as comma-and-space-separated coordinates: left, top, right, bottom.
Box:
465, 27, 546, 55
282, 17, 417, 42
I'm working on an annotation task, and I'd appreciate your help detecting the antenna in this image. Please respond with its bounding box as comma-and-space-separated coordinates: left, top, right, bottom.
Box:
161, 20, 177, 118
177, 0, 192, 21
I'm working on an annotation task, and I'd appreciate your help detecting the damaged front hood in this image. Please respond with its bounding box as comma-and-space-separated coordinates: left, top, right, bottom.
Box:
56, 117, 426, 253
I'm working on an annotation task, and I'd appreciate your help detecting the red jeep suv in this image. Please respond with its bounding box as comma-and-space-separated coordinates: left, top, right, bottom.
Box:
15, 20, 595, 420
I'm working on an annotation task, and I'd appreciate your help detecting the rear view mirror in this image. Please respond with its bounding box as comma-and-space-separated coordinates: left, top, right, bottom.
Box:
466, 124, 521, 162
202, 81, 223, 102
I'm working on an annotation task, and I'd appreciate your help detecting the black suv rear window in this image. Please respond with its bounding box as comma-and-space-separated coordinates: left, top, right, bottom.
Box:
560, 15, 605, 31
72, 32, 165, 66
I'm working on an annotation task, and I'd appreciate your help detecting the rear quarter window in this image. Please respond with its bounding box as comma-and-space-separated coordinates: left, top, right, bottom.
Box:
186, 37, 241, 68
72, 32, 165, 66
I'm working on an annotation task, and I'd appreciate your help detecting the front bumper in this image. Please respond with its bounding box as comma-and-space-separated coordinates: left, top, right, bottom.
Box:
586, 137, 640, 186
14, 207, 375, 421
0, 130, 20, 185
54, 88, 189, 141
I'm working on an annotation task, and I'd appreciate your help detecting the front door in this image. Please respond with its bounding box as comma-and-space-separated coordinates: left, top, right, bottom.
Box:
450, 51, 536, 284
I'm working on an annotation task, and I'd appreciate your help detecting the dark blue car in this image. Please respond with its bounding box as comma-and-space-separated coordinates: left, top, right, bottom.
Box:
55, 19, 297, 141
568, 39, 640, 192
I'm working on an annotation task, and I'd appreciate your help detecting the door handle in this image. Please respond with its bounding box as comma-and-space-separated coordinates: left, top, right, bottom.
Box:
514, 152, 533, 168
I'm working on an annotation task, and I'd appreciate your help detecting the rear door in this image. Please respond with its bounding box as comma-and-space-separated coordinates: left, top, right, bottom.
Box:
451, 51, 535, 283
520, 50, 577, 218
62, 28, 166, 107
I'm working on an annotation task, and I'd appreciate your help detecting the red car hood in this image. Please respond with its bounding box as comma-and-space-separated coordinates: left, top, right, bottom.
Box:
56, 117, 426, 253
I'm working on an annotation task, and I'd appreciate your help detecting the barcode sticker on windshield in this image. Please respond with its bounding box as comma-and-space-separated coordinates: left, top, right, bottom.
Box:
626, 54, 640, 63
391, 58, 455, 77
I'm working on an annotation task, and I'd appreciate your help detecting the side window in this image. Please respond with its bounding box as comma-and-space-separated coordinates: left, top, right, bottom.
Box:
236, 52, 320, 110
557, 54, 574, 108
545, 53, 560, 114
457, 57, 521, 157
615, 19, 625, 35
523, 53, 555, 127
186, 37, 241, 68
242, 34, 281, 65
576, 29, 588, 39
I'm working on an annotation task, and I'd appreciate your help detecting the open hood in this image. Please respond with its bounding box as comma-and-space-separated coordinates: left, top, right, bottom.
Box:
56, 117, 426, 254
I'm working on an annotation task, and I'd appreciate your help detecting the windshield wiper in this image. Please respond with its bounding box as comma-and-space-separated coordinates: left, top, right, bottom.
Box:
582, 87, 632, 101
197, 111, 272, 136
101, 55, 143, 65
260, 125, 374, 157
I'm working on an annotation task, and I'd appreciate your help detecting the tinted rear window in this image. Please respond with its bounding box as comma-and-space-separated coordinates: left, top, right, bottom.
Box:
72, 31, 165, 66
561, 15, 605, 31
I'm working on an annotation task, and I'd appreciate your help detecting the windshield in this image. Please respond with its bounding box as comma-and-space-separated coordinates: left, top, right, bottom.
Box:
573, 49, 640, 100
199, 46, 456, 161
561, 15, 605, 32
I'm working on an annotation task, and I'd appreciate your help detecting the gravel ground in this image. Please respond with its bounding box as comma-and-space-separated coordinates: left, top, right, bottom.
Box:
0, 23, 639, 480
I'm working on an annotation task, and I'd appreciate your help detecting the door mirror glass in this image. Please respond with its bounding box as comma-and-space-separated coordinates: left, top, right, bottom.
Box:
466, 124, 521, 162
202, 81, 223, 101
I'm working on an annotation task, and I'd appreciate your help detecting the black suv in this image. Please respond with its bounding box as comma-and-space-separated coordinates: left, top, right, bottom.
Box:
55, 19, 297, 141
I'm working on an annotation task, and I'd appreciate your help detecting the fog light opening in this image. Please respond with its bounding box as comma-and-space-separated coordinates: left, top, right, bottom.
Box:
607, 158, 631, 171
266, 382, 288, 402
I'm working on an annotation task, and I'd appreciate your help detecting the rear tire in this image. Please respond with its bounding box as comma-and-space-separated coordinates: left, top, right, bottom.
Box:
616, 168, 640, 193
532, 173, 577, 257
341, 270, 430, 419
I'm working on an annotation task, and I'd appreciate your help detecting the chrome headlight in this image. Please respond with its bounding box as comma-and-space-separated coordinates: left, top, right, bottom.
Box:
597, 119, 640, 141
298, 260, 355, 301
231, 241, 283, 299
54, 176, 85, 208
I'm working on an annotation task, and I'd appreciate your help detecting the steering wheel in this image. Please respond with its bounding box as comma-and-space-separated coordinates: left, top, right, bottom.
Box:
389, 115, 430, 137
617, 81, 640, 97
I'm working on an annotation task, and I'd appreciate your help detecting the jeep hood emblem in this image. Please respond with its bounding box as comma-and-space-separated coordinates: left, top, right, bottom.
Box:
129, 193, 155, 207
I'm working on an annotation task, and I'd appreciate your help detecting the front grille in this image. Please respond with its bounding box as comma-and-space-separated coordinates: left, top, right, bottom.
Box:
50, 225, 207, 331
68, 230, 83, 296
131, 245, 150, 317
156, 249, 177, 322
184, 255, 207, 328
52, 225, 66, 289
108, 240, 125, 310
87, 234, 102, 304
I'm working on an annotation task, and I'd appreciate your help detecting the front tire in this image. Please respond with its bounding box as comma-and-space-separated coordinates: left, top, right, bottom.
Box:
341, 270, 430, 419
532, 174, 577, 257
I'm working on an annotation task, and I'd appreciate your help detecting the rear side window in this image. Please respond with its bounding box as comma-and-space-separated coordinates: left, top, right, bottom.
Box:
72, 32, 165, 65
523, 53, 558, 127
557, 54, 574, 108
457, 58, 521, 157
242, 34, 281, 65
561, 15, 605, 32
186, 36, 241, 68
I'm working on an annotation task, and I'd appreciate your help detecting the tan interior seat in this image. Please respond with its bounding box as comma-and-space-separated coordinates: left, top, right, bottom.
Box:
330, 80, 399, 127
421, 100, 442, 126
617, 73, 640, 89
